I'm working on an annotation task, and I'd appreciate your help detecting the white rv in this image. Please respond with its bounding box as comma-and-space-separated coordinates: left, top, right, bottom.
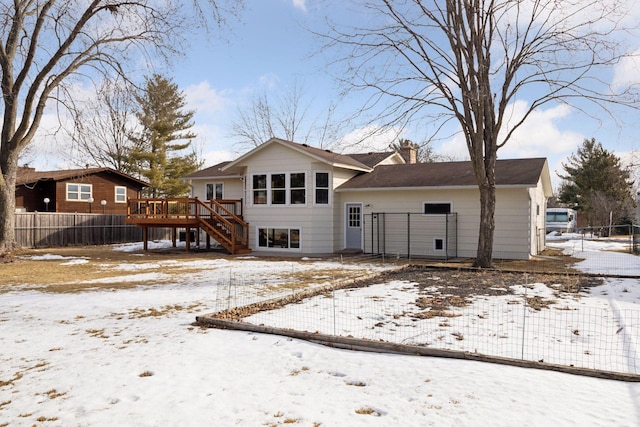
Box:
546, 207, 577, 234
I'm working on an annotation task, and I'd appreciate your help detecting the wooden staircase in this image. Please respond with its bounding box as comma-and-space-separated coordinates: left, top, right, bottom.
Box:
126, 198, 251, 254
196, 200, 251, 254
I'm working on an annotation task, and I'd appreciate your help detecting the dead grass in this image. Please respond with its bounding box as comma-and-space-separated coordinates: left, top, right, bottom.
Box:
355, 407, 380, 416
260, 269, 371, 294
126, 303, 204, 319
42, 389, 66, 399
0, 246, 365, 296
0, 246, 232, 294
0, 372, 23, 387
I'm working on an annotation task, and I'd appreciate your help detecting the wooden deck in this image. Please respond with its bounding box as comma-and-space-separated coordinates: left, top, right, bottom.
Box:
126, 198, 250, 254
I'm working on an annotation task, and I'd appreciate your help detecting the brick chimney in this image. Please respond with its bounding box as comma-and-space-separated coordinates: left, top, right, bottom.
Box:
398, 140, 417, 164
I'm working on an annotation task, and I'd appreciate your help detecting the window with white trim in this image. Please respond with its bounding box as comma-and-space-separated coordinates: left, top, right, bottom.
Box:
271, 174, 286, 204
290, 173, 305, 204
253, 174, 267, 204
115, 186, 127, 203
423, 202, 451, 215
314, 172, 329, 205
258, 227, 300, 249
66, 183, 92, 201
206, 183, 223, 200
251, 172, 306, 206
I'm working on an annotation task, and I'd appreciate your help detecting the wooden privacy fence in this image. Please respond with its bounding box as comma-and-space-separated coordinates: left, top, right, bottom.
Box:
14, 212, 170, 248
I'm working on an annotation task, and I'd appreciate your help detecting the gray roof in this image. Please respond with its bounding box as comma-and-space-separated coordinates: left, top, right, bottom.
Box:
337, 158, 548, 190
16, 167, 148, 188
222, 138, 374, 172
183, 161, 240, 179
349, 152, 398, 168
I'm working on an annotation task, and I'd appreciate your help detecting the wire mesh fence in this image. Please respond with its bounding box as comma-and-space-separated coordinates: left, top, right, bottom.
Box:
206, 263, 640, 376
545, 229, 640, 277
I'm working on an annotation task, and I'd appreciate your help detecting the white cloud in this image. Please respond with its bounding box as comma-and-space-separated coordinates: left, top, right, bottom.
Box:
438, 102, 584, 162
184, 81, 231, 115
201, 148, 236, 168
292, 0, 307, 12
258, 73, 280, 90
498, 101, 584, 158
335, 125, 402, 153
437, 101, 587, 189
437, 134, 469, 161
612, 50, 640, 89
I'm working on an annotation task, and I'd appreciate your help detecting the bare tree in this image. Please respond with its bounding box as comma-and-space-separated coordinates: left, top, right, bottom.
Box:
0, 0, 242, 251
68, 79, 138, 173
321, 0, 640, 267
231, 81, 344, 151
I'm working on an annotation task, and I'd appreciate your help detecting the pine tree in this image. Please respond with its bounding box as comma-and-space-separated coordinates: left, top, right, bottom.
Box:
130, 74, 199, 197
558, 138, 634, 226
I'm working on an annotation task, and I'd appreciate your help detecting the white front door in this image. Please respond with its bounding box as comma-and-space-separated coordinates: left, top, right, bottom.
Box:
345, 203, 362, 249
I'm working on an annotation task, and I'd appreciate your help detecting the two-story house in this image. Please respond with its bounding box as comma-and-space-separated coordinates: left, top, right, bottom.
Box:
182, 138, 551, 260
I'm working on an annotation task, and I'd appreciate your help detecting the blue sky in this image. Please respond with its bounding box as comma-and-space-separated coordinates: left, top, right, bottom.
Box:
29, 0, 640, 189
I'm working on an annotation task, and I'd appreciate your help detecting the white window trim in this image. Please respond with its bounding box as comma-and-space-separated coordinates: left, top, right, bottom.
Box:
114, 186, 127, 203
422, 201, 453, 215
256, 226, 302, 251
433, 237, 446, 252
313, 171, 331, 206
250, 172, 307, 207
206, 182, 224, 200
66, 183, 93, 202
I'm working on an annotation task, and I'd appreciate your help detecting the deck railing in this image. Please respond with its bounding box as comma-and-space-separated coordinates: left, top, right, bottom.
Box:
126, 198, 249, 253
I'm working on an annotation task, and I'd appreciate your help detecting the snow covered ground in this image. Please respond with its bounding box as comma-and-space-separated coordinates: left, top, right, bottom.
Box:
1, 238, 640, 426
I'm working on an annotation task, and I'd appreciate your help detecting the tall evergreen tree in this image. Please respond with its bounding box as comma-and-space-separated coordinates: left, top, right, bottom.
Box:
558, 138, 634, 226
130, 74, 199, 198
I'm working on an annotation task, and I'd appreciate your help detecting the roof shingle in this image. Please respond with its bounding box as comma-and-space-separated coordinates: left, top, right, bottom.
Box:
336, 158, 548, 190
16, 167, 148, 188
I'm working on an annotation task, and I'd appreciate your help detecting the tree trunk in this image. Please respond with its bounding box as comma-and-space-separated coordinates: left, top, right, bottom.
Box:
474, 181, 496, 268
0, 153, 18, 252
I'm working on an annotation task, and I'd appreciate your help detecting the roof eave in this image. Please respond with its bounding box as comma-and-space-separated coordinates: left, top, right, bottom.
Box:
221, 138, 372, 172
336, 183, 537, 192
183, 174, 243, 181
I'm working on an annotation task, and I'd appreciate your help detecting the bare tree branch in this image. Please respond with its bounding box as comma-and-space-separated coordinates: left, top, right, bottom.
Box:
0, 0, 243, 251
231, 81, 346, 151
318, 0, 640, 266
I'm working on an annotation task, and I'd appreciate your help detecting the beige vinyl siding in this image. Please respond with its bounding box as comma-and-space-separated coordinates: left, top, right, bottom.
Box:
239, 144, 356, 253
189, 178, 244, 201
528, 179, 548, 255
377, 155, 405, 165
339, 186, 536, 259
332, 168, 359, 251
492, 189, 531, 259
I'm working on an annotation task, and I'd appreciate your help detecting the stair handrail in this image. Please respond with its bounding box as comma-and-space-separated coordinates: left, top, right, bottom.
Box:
195, 199, 249, 253
202, 199, 248, 245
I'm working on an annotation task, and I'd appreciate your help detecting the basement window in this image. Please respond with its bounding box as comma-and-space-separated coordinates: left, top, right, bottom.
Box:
258, 228, 301, 249
423, 202, 451, 215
